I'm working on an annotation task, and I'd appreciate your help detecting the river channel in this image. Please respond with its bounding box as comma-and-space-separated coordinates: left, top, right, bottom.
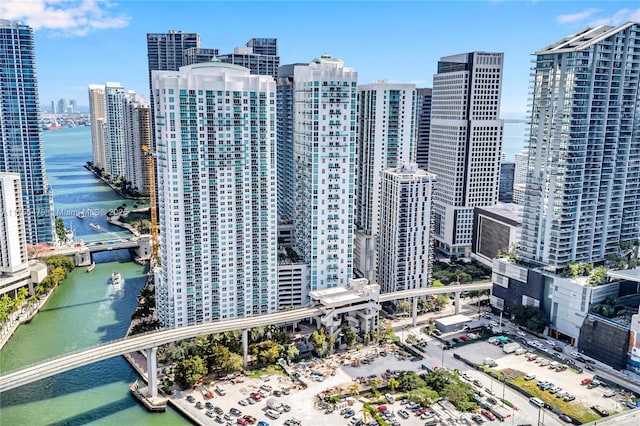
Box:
0, 127, 185, 425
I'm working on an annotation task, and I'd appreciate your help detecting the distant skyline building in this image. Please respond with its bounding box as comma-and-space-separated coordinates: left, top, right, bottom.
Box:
415, 88, 433, 170
377, 163, 436, 293
88, 84, 107, 170
0, 19, 55, 244
512, 150, 528, 205
293, 54, 358, 293
183, 47, 219, 66
428, 51, 504, 258
354, 80, 417, 283
152, 60, 278, 326
50, 100, 55, 114
0, 173, 29, 275
276, 63, 305, 222
69, 99, 77, 113
498, 162, 515, 203
218, 38, 279, 77
123, 91, 151, 196
519, 22, 640, 270
104, 82, 126, 178
57, 98, 66, 115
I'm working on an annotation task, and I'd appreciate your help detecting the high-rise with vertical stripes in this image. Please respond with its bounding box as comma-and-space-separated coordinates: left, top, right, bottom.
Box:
0, 20, 55, 244
519, 22, 640, 270
354, 81, 417, 283
428, 51, 504, 259
292, 54, 358, 293
152, 60, 277, 326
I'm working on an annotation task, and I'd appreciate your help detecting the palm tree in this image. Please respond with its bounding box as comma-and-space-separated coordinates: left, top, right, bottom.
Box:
388, 377, 399, 392
361, 406, 372, 423
349, 383, 361, 396
369, 378, 381, 394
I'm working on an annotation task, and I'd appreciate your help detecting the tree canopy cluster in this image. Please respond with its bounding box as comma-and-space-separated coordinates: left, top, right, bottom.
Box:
398, 370, 478, 411
510, 304, 551, 333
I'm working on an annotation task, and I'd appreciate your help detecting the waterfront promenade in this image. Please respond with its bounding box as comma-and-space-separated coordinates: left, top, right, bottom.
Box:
0, 288, 57, 351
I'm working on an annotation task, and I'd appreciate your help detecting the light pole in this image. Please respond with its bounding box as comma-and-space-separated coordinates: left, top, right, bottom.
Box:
441, 344, 445, 368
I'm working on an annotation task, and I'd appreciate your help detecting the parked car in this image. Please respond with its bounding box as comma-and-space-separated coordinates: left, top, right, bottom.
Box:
460, 335, 469, 341
481, 409, 496, 421
576, 356, 586, 363
559, 414, 572, 423
186, 395, 196, 403
524, 374, 536, 381
564, 395, 576, 402
585, 365, 595, 371
585, 358, 596, 364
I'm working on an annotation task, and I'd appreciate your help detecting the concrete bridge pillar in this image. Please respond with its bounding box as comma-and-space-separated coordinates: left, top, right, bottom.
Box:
134, 235, 152, 260
74, 248, 92, 267
412, 297, 418, 328
454, 292, 461, 315
242, 329, 249, 368
145, 347, 158, 399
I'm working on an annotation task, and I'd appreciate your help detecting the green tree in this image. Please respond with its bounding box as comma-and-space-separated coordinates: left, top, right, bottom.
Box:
342, 323, 357, 347
397, 300, 411, 313
369, 378, 381, 394
309, 328, 328, 357
349, 383, 361, 396
286, 345, 299, 362
388, 377, 399, 392
327, 333, 336, 353
251, 340, 282, 365
397, 371, 426, 392
174, 355, 208, 388
406, 387, 439, 405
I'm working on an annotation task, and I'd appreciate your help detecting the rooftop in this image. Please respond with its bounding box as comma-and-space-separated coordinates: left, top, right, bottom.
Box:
476, 202, 524, 224
435, 313, 473, 326
536, 22, 636, 54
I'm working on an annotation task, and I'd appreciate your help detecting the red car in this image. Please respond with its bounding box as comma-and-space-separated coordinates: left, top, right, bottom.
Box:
243, 415, 257, 424
481, 409, 496, 421
377, 405, 387, 413
237, 419, 248, 425
250, 392, 262, 401
460, 335, 468, 341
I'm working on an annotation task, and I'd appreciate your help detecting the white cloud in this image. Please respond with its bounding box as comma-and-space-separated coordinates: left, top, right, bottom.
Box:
589, 8, 640, 27
0, 0, 130, 36
556, 8, 600, 24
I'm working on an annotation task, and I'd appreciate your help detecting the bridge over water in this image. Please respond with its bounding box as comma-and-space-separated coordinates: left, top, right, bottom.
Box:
0, 282, 491, 396
36, 236, 152, 265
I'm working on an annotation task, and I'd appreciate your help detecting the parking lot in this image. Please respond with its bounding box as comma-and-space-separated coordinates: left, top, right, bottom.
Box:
460, 340, 633, 420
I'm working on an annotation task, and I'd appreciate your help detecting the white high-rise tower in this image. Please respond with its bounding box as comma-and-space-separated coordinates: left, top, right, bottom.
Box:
428, 52, 504, 259
88, 84, 107, 170
519, 23, 640, 270
152, 60, 277, 326
354, 81, 417, 283
293, 54, 358, 293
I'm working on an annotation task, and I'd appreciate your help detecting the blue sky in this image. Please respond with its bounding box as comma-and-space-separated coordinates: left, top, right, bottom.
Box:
3, 0, 639, 117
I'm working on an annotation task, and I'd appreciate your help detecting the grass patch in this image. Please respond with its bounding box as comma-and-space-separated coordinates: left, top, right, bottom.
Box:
244, 364, 286, 378
509, 376, 602, 423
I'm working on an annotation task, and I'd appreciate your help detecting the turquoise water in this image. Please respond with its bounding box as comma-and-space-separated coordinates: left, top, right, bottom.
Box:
0, 127, 186, 425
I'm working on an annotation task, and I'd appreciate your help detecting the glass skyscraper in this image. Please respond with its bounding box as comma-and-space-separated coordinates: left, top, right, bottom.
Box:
0, 20, 55, 244
519, 22, 640, 270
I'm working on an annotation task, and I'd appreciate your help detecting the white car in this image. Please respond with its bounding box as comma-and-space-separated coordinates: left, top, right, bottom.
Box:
570, 351, 580, 357
489, 321, 498, 327
517, 331, 526, 337
546, 340, 556, 347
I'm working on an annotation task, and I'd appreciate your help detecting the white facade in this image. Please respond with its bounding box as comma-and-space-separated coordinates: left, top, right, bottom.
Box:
152, 61, 278, 326
377, 163, 436, 293
354, 81, 416, 282
513, 150, 528, 186
519, 23, 640, 270
0, 173, 28, 275
293, 55, 358, 293
123, 92, 151, 196
547, 274, 619, 345
428, 52, 504, 258
104, 82, 126, 178
88, 84, 107, 170
277, 261, 310, 310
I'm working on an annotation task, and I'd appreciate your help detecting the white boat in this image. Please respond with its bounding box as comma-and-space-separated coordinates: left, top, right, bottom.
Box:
90, 222, 101, 230
86, 262, 96, 273
110, 272, 123, 288
64, 227, 74, 244
77, 211, 85, 219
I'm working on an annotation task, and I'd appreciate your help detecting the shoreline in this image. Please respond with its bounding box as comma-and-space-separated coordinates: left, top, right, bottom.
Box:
84, 164, 149, 201
0, 282, 58, 351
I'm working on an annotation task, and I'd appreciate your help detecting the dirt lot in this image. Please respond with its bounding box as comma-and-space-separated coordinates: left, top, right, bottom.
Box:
461, 340, 632, 422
